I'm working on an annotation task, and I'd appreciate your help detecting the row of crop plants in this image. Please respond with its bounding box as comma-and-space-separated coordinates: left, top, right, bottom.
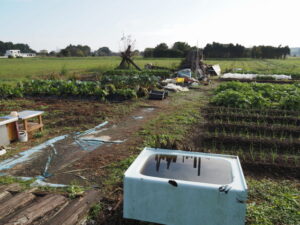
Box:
104, 69, 172, 79
211, 81, 300, 110
199, 81, 300, 167
0, 74, 160, 100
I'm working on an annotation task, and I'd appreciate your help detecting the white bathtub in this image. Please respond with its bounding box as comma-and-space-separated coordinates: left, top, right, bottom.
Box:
124, 147, 247, 225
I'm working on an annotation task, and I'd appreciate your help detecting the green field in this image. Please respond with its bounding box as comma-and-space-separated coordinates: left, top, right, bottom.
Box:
1, 57, 300, 83
0, 57, 180, 82
206, 57, 300, 75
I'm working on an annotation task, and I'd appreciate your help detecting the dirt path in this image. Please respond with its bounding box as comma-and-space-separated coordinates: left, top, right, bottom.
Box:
48, 100, 173, 184
49, 91, 202, 185
0, 90, 204, 186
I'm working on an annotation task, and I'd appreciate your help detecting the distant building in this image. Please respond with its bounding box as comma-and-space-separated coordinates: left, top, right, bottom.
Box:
5, 50, 21, 57
4, 49, 36, 58
290, 48, 300, 57
39, 50, 48, 55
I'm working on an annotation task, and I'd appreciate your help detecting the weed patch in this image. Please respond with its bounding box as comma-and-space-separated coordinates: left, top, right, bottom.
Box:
247, 178, 299, 225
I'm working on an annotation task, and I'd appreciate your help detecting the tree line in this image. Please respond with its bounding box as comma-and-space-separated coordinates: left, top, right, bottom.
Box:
1, 40, 291, 59
144, 42, 291, 59
251, 45, 290, 59
0, 41, 116, 57
57, 45, 117, 57
0, 41, 36, 55
144, 42, 192, 58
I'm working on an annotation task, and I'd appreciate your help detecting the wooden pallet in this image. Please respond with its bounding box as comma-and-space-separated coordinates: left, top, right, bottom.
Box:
0, 184, 101, 225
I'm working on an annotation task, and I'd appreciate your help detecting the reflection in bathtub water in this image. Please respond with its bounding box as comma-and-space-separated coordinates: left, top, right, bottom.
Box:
141, 154, 233, 185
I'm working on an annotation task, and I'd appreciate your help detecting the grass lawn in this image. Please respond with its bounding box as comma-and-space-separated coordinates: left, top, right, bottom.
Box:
0, 57, 180, 83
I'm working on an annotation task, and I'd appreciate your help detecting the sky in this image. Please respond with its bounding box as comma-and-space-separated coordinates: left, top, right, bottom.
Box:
0, 0, 299, 52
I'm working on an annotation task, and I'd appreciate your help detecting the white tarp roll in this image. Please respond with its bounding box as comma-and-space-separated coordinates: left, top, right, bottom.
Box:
212, 64, 221, 76
221, 73, 292, 80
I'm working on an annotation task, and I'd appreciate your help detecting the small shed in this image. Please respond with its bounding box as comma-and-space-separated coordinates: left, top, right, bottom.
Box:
5, 50, 22, 57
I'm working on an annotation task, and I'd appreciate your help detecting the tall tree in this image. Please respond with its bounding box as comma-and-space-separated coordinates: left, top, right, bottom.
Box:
172, 42, 191, 57
153, 43, 169, 57
59, 44, 91, 57
95, 47, 112, 56
143, 48, 154, 58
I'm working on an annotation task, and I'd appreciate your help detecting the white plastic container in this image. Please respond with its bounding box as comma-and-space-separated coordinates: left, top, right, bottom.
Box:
0, 149, 6, 156
124, 147, 248, 225
19, 131, 28, 142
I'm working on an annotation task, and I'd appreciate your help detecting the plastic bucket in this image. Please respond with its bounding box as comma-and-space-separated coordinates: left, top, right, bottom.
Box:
19, 130, 28, 142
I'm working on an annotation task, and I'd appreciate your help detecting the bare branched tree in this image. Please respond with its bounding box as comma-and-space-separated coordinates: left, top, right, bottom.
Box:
117, 34, 141, 71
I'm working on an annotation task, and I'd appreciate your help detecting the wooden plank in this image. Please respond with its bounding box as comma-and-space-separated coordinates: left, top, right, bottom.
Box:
4, 194, 67, 225
42, 190, 100, 225
24, 122, 44, 133
27, 122, 43, 132
0, 191, 12, 203
18, 111, 44, 120
0, 192, 35, 220
0, 183, 22, 193
6, 122, 18, 141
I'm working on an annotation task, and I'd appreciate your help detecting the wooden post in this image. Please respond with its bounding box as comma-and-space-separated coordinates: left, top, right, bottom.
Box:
38, 115, 43, 132
23, 119, 28, 132
127, 57, 142, 71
